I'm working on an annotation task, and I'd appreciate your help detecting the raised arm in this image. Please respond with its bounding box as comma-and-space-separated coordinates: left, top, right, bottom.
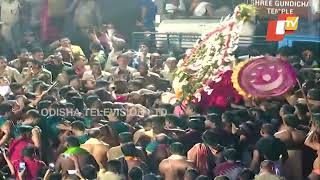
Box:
305, 131, 320, 151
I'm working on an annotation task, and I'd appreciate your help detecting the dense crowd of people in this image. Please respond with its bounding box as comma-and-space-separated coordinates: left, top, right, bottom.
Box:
0, 0, 320, 180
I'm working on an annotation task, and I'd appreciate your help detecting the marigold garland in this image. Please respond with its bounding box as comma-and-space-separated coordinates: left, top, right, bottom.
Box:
173, 4, 256, 102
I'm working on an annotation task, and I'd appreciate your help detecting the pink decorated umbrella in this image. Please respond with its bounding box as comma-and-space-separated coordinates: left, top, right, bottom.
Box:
231, 56, 297, 98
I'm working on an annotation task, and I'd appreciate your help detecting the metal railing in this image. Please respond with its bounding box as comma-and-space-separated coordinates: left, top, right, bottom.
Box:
132, 32, 278, 53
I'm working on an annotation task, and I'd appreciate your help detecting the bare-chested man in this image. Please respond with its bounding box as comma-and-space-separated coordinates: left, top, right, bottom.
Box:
275, 114, 307, 180
55, 136, 99, 176
304, 114, 320, 180
80, 129, 109, 169
159, 142, 195, 180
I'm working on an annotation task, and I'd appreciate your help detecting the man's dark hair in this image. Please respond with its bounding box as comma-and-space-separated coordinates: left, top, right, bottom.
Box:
31, 47, 43, 54
238, 168, 255, 180
63, 67, 76, 77
283, 114, 299, 128
277, 46, 294, 57
158, 103, 174, 114
85, 95, 100, 108
106, 160, 122, 174
90, 43, 104, 51
202, 129, 219, 145
10, 83, 23, 92
187, 103, 201, 114
261, 123, 275, 135
96, 79, 110, 89
48, 172, 62, 180
195, 175, 210, 180
81, 165, 97, 179
156, 134, 170, 144
121, 142, 137, 157
22, 146, 36, 158
188, 119, 205, 131
151, 115, 165, 129
223, 148, 237, 162
66, 136, 80, 147
59, 85, 73, 97
119, 132, 133, 144
184, 168, 200, 180
71, 121, 86, 132
165, 114, 179, 125
38, 100, 52, 111
308, 89, 320, 101
95, 89, 113, 102
170, 142, 184, 155
129, 166, 143, 180
281, 104, 295, 115
25, 109, 41, 121
207, 113, 222, 127
222, 111, 233, 122
117, 54, 130, 60
0, 103, 12, 116
294, 103, 308, 115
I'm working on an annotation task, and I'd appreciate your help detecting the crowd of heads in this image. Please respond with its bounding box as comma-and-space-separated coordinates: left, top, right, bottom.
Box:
0, 0, 320, 180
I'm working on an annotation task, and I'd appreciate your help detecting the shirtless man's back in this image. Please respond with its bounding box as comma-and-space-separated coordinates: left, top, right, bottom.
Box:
159, 142, 195, 180
81, 137, 109, 168
159, 157, 195, 180
275, 114, 307, 180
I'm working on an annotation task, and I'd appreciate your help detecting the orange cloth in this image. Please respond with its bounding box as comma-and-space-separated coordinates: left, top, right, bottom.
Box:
187, 143, 210, 176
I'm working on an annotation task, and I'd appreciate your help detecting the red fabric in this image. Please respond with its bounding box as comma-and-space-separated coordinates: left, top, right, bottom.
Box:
13, 158, 46, 180
116, 95, 128, 102
9, 138, 34, 162
187, 143, 210, 176
198, 70, 242, 109
40, 0, 60, 42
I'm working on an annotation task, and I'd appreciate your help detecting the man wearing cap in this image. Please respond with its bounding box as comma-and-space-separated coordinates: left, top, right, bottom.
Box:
0, 56, 23, 83
21, 59, 52, 84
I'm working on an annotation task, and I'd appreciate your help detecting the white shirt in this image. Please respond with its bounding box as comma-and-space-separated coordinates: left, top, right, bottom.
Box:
0, 0, 20, 24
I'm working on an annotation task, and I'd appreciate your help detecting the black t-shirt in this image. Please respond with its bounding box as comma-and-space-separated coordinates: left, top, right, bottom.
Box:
255, 136, 288, 161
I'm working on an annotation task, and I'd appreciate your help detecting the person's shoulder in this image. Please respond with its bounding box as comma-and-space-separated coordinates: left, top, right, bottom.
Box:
102, 71, 111, 76
149, 71, 160, 78
128, 66, 137, 73
42, 68, 52, 75
71, 44, 82, 50
8, 59, 19, 65
132, 72, 140, 77
63, 62, 73, 68
7, 66, 19, 72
